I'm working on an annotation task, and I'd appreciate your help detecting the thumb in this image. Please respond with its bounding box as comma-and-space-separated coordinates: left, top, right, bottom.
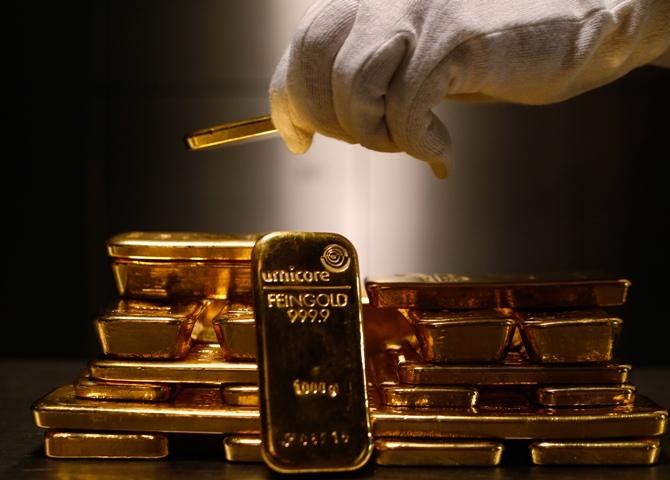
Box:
396, 109, 451, 179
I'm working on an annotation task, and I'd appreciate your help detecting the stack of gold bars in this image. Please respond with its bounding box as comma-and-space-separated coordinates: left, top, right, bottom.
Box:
31, 233, 667, 467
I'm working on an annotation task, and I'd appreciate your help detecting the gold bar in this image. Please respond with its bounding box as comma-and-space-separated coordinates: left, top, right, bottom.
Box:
107, 232, 256, 300
222, 385, 259, 406
365, 273, 630, 309
44, 431, 168, 459
252, 232, 372, 473
398, 361, 631, 386
374, 439, 503, 466
89, 343, 257, 385
223, 436, 263, 463
191, 299, 227, 343
74, 374, 178, 402
213, 303, 257, 360
371, 396, 668, 439
94, 299, 207, 359
406, 309, 515, 363
529, 439, 661, 465
518, 310, 622, 363
33, 385, 259, 434
535, 385, 636, 407
186, 115, 277, 150
381, 385, 478, 409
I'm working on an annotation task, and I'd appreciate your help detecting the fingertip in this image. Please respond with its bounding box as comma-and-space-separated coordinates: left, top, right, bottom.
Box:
429, 160, 449, 179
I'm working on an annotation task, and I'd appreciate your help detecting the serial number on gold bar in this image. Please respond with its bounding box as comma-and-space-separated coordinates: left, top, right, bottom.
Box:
252, 232, 372, 473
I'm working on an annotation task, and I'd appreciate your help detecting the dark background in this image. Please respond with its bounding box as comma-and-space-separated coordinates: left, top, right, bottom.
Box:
11, 1, 670, 363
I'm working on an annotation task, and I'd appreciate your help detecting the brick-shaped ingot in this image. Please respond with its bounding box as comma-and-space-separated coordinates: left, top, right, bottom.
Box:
375, 439, 503, 466
44, 431, 168, 459
213, 304, 257, 361
223, 436, 263, 463
407, 309, 515, 363
535, 385, 636, 407
365, 273, 630, 309
94, 299, 207, 359
222, 385, 259, 406
530, 439, 661, 465
89, 343, 257, 385
252, 232, 372, 473
107, 232, 256, 300
74, 373, 177, 402
519, 310, 622, 363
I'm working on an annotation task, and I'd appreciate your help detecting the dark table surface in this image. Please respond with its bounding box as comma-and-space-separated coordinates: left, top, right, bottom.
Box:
1, 360, 668, 480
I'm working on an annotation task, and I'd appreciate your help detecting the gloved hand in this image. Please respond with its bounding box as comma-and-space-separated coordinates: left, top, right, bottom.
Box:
270, 0, 670, 178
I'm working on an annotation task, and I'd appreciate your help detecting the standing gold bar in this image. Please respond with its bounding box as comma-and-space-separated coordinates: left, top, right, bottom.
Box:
371, 396, 667, 439
529, 438, 661, 465
44, 431, 168, 459
74, 374, 177, 402
535, 385, 636, 407
33, 386, 259, 434
94, 300, 207, 359
518, 310, 622, 363
365, 273, 630, 309
252, 232, 372, 473
398, 361, 631, 386
406, 309, 516, 363
107, 232, 256, 300
223, 436, 263, 463
186, 115, 276, 150
213, 304, 257, 361
222, 385, 259, 407
89, 343, 257, 385
374, 439, 503, 466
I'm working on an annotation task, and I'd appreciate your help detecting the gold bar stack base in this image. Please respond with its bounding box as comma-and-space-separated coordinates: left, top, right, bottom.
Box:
44, 431, 168, 459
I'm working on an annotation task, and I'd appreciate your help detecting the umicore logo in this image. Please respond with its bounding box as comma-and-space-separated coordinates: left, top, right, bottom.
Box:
320, 244, 350, 273
261, 266, 331, 283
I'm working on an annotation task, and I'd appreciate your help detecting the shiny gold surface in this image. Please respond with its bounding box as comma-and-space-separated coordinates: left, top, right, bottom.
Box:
89, 343, 258, 385
222, 385, 259, 406
381, 385, 478, 409
94, 300, 207, 359
186, 115, 277, 150
374, 439, 503, 466
44, 431, 168, 459
366, 273, 630, 309
33, 385, 259, 434
535, 385, 636, 407
74, 374, 177, 402
530, 438, 661, 465
371, 396, 667, 439
398, 360, 631, 386
518, 310, 622, 363
252, 232, 372, 473
111, 259, 252, 300
107, 232, 256, 261
191, 300, 227, 343
223, 436, 263, 463
407, 309, 515, 363
213, 304, 257, 360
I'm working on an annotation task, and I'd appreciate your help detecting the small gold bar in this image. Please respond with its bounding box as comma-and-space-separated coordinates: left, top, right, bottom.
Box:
518, 310, 622, 363
74, 374, 177, 402
89, 343, 257, 385
107, 232, 256, 300
186, 115, 276, 150
398, 360, 631, 386
535, 385, 636, 407
252, 232, 372, 473
94, 299, 207, 359
365, 273, 630, 309
381, 386, 478, 409
44, 431, 168, 459
223, 436, 263, 463
222, 385, 259, 406
374, 439, 503, 466
406, 309, 515, 363
529, 438, 661, 465
213, 303, 257, 360
33, 385, 259, 434
371, 396, 668, 439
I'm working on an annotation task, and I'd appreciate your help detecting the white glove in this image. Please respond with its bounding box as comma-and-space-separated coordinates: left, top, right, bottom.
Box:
270, 0, 670, 178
